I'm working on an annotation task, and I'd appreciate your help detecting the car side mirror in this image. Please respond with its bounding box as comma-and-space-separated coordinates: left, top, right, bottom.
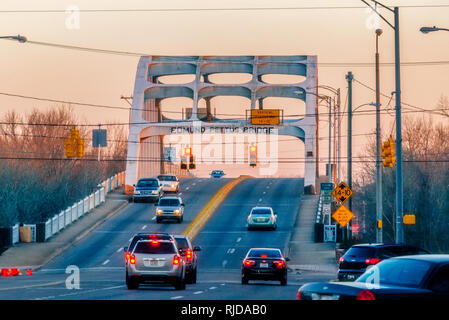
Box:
285, 257, 290, 261
133, 184, 135, 187
193, 246, 201, 252
178, 248, 185, 255
124, 246, 128, 252
181, 203, 185, 207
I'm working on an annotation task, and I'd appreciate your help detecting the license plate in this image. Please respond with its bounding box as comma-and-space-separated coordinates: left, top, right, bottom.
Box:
311, 293, 340, 300
144, 260, 162, 267
260, 263, 268, 268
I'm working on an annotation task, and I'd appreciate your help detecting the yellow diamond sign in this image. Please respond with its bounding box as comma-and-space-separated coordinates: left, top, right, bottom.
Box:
332, 181, 353, 204
332, 205, 354, 227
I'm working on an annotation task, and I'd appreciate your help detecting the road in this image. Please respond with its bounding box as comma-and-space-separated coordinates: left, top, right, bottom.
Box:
0, 177, 335, 300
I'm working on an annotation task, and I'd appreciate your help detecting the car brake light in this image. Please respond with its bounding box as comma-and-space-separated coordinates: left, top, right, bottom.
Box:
273, 260, 285, 268
129, 254, 136, 265
244, 259, 256, 267
186, 250, 192, 260
355, 289, 376, 300
151, 240, 159, 246
296, 289, 302, 300
261, 254, 268, 259
173, 255, 181, 265
365, 258, 381, 265
125, 252, 130, 261
339, 257, 345, 263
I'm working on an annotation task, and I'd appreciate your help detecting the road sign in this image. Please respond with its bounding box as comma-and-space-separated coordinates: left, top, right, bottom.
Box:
164, 147, 176, 163
403, 214, 416, 225
332, 205, 354, 227
250, 109, 280, 125
320, 182, 334, 191
332, 181, 353, 204
324, 225, 337, 242
92, 129, 107, 147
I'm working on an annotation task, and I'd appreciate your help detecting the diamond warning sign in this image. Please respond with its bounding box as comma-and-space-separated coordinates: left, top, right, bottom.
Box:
331, 181, 353, 204
332, 205, 354, 227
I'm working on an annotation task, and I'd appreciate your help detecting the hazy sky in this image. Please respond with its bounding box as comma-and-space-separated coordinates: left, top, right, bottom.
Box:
1, 0, 448, 178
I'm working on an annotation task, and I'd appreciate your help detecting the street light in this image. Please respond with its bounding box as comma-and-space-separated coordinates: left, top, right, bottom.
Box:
0, 35, 27, 43
420, 26, 449, 34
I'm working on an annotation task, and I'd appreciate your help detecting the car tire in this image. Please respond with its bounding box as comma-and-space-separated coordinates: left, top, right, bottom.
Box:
178, 216, 183, 223
174, 277, 186, 290
272, 224, 277, 230
126, 274, 139, 290
191, 268, 197, 284
280, 275, 287, 286
241, 275, 249, 285
156, 217, 161, 224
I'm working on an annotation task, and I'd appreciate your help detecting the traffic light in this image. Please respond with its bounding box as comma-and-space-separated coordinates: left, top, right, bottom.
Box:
381, 137, 396, 167
76, 138, 85, 157
180, 155, 187, 170
189, 154, 196, 169
249, 144, 257, 167
65, 139, 75, 158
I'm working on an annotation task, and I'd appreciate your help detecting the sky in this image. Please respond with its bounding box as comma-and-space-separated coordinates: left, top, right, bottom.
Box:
1, 0, 448, 179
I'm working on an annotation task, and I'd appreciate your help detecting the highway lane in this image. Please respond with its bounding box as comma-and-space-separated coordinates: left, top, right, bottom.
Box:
0, 177, 230, 300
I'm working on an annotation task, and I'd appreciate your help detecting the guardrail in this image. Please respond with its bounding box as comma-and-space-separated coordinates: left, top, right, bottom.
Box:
0, 171, 126, 246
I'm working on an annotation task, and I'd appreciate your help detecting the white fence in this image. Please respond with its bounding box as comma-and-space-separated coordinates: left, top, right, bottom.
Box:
37, 171, 125, 242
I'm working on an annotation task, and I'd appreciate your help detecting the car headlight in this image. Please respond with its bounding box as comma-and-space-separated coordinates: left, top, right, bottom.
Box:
134, 190, 140, 195
157, 209, 163, 215
170, 184, 175, 188
174, 209, 181, 215
152, 190, 158, 194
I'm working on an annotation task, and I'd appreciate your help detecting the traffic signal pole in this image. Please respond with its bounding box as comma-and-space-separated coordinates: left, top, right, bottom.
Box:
375, 31, 383, 244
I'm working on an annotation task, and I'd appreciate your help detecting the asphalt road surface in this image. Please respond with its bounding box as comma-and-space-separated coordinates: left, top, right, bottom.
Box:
0, 178, 335, 300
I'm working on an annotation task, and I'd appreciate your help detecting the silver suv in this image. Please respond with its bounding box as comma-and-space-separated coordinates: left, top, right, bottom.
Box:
125, 239, 186, 290
157, 175, 180, 193
155, 196, 184, 223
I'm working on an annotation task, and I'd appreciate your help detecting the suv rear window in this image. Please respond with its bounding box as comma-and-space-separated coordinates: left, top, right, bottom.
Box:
344, 247, 377, 258
174, 238, 190, 250
133, 241, 176, 254
159, 199, 181, 206
137, 179, 159, 187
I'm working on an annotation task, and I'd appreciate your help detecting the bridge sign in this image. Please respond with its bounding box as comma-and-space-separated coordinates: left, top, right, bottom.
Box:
250, 109, 281, 125
332, 181, 353, 204
332, 205, 354, 227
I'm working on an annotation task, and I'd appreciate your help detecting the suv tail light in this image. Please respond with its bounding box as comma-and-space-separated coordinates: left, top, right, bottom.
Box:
273, 260, 285, 268
365, 258, 381, 265
244, 259, 256, 267
173, 255, 181, 265
186, 250, 193, 261
296, 289, 302, 300
129, 254, 136, 265
355, 289, 375, 300
125, 252, 130, 261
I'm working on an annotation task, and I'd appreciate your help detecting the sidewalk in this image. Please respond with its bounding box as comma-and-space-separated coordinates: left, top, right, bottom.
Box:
287, 194, 338, 274
0, 189, 130, 271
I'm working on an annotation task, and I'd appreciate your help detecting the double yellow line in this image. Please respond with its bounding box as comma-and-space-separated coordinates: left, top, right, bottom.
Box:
183, 176, 250, 240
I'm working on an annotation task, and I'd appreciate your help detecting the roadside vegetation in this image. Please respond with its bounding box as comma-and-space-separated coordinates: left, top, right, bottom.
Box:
0, 105, 127, 227
352, 98, 449, 253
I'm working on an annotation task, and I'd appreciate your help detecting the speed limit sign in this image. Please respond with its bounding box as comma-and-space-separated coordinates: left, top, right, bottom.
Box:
331, 182, 353, 204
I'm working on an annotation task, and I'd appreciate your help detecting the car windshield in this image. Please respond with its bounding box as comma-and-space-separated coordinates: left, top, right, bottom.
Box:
158, 199, 181, 206
213, 171, 223, 174
158, 176, 176, 181
357, 258, 432, 288
344, 247, 377, 258
248, 249, 281, 258
251, 209, 271, 215
175, 238, 190, 249
137, 180, 158, 187
133, 241, 176, 254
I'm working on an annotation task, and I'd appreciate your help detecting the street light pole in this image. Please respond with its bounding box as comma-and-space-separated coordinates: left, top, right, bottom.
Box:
375, 28, 383, 243
420, 26, 449, 34
328, 97, 332, 183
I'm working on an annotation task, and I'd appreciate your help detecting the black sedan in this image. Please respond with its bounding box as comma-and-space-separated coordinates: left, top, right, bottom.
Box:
297, 255, 449, 300
241, 248, 289, 286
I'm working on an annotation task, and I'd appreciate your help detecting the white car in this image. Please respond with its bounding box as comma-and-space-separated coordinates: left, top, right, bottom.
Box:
247, 207, 277, 230
157, 175, 179, 193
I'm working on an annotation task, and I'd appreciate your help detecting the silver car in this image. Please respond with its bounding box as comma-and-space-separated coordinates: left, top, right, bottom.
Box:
157, 175, 180, 193
125, 239, 186, 290
247, 207, 278, 230
155, 196, 185, 223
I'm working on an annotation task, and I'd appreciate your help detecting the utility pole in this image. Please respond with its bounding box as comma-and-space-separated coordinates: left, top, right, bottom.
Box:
375, 29, 383, 243
346, 72, 354, 242
328, 97, 332, 184
337, 88, 341, 184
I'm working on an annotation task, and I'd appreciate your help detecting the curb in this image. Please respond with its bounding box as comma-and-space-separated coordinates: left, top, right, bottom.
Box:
284, 192, 308, 259
31, 200, 130, 272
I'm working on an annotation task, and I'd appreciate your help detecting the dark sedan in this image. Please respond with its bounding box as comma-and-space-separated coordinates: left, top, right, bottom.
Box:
241, 248, 289, 286
298, 255, 449, 300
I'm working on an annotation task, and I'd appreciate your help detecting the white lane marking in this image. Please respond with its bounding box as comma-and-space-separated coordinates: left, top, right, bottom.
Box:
193, 291, 203, 295
152, 216, 156, 220
263, 191, 266, 195
186, 187, 189, 190
209, 287, 217, 290
222, 260, 228, 268
236, 237, 242, 243
102, 259, 110, 266
227, 248, 235, 254
116, 248, 122, 253
171, 296, 184, 300
142, 225, 147, 230
258, 198, 262, 202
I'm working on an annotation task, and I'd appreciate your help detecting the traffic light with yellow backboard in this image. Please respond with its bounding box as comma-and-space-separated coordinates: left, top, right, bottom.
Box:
381, 137, 396, 167
249, 144, 257, 167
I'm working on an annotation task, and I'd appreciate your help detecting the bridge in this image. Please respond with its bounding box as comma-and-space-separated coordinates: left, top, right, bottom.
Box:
124, 56, 319, 193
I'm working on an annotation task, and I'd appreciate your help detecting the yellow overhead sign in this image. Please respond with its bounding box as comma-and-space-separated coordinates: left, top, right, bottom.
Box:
251, 109, 280, 125
332, 205, 354, 227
